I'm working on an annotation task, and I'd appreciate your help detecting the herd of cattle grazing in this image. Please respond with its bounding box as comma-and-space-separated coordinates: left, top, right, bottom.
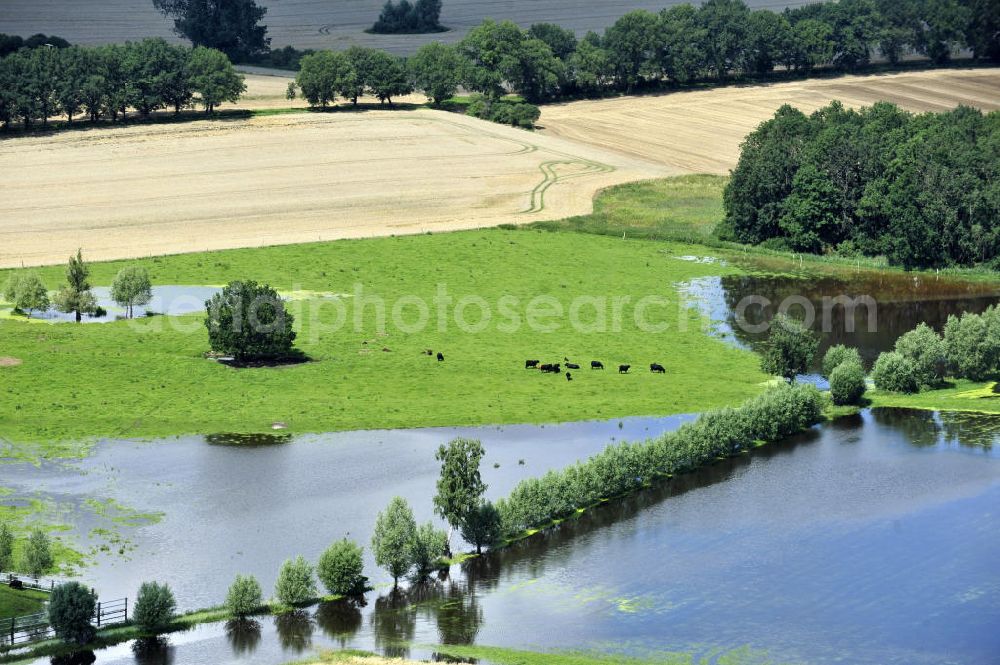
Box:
525, 358, 666, 381
423, 349, 665, 382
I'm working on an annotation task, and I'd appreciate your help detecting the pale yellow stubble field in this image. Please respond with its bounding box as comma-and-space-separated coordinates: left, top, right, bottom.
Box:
0, 108, 672, 268
540, 68, 1000, 174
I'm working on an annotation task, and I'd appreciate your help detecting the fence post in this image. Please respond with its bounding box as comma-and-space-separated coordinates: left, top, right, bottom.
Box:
96, 601, 101, 628
124, 597, 128, 622
9, 617, 13, 644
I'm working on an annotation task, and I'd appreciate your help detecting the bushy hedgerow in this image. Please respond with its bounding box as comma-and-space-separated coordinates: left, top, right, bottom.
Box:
943, 306, 1000, 381
495, 383, 823, 537
894, 322, 946, 387
466, 97, 540, 128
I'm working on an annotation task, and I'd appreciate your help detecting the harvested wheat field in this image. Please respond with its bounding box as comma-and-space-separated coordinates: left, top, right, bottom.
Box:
0, 110, 671, 267
541, 68, 1000, 174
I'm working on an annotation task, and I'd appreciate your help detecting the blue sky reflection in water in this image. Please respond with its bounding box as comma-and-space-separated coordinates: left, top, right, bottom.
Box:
6, 408, 1000, 665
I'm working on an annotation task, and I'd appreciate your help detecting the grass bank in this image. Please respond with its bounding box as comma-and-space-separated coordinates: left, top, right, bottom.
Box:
295, 644, 784, 665
0, 586, 47, 620
868, 380, 1000, 415
0, 228, 767, 451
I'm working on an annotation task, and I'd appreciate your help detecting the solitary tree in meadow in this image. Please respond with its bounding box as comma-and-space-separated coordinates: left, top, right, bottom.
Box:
53, 249, 97, 322
204, 280, 297, 363
111, 265, 152, 318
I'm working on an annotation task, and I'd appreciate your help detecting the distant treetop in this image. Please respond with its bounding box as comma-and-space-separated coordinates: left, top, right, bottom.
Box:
369, 0, 446, 35
152, 0, 270, 61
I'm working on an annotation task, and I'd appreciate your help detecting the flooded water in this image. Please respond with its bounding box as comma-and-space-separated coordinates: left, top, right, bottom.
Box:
5, 409, 1000, 665
14, 286, 221, 323
681, 271, 1000, 369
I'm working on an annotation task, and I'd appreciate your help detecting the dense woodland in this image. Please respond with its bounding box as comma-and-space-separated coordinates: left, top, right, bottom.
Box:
721, 102, 1000, 269
0, 38, 245, 128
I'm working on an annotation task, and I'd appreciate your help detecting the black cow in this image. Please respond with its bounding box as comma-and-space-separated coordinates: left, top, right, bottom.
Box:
9, 578, 24, 590
591, 361, 604, 370
618, 364, 630, 374
650, 363, 666, 374
525, 359, 540, 369
566, 362, 580, 370
437, 352, 444, 362
424, 349, 433, 356
566, 372, 573, 381
540, 363, 561, 374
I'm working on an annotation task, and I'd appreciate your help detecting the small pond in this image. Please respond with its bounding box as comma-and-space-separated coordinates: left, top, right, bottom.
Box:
7, 286, 221, 323
4, 409, 1000, 665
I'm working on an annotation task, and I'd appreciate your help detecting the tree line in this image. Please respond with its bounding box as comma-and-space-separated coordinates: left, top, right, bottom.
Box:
0, 37, 245, 130
291, 0, 996, 126
720, 101, 1000, 269
494, 383, 823, 539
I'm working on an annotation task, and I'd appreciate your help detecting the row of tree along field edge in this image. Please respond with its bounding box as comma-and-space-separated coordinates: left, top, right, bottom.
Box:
162, 0, 1000, 95
721, 101, 1000, 270
5, 0, 999, 132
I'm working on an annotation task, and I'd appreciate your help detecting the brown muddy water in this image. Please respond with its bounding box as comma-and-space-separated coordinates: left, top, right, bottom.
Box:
680, 270, 1000, 370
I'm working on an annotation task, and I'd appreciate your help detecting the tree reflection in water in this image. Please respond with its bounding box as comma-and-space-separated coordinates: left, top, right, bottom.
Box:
130, 636, 174, 665
274, 609, 314, 653
371, 587, 416, 659
225, 618, 262, 656
316, 597, 365, 646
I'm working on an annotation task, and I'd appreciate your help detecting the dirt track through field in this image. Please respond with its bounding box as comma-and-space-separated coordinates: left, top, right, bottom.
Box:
540, 68, 1000, 174
0, 110, 672, 267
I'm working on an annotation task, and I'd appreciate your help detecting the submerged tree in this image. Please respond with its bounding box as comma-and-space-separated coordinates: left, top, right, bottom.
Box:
372, 496, 417, 585
3, 272, 49, 317
433, 437, 487, 550
111, 265, 152, 319
22, 528, 54, 577
53, 249, 96, 323
760, 313, 818, 382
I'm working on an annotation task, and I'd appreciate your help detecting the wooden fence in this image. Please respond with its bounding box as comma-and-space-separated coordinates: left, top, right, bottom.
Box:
1, 596, 127, 648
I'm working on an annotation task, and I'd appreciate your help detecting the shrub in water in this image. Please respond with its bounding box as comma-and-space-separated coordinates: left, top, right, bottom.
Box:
133, 581, 176, 633
829, 360, 867, 405
409, 522, 448, 578
871, 351, 919, 393
274, 556, 316, 606
225, 574, 263, 617
317, 539, 366, 596
822, 344, 862, 379
459, 500, 502, 554
49, 582, 97, 644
